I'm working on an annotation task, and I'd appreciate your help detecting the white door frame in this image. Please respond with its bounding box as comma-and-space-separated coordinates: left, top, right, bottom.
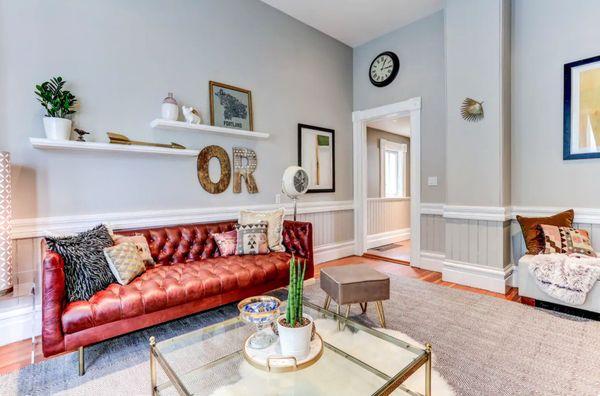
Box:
352, 97, 421, 267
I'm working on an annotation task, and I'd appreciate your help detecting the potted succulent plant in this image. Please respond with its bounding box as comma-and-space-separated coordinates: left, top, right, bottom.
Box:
35, 77, 77, 140
277, 256, 313, 358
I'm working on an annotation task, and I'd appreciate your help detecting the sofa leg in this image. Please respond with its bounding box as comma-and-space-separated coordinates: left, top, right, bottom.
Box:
78, 346, 85, 376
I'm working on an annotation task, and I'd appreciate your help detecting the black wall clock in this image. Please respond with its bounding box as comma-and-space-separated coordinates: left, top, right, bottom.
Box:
369, 51, 400, 87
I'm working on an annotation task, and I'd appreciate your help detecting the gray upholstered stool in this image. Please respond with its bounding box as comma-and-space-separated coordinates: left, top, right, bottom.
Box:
320, 264, 390, 327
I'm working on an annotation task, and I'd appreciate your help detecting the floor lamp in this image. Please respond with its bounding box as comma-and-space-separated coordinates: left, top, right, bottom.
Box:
0, 152, 12, 296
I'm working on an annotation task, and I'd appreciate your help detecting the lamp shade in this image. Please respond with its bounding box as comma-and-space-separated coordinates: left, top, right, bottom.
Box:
0, 152, 12, 296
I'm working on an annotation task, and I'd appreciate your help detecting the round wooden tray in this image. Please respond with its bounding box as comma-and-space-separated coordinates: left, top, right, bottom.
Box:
242, 332, 324, 373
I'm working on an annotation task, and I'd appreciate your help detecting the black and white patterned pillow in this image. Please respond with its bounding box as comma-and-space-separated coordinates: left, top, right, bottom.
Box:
45, 224, 117, 302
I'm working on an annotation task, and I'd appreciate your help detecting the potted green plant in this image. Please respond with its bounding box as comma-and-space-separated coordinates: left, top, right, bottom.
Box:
277, 256, 313, 358
35, 77, 77, 140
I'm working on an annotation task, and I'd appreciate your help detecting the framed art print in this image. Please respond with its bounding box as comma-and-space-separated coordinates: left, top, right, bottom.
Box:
298, 124, 335, 193
564, 54, 600, 160
209, 81, 253, 131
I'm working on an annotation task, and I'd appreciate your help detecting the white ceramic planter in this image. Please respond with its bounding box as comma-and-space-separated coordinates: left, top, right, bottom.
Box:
43, 117, 72, 140
277, 314, 313, 358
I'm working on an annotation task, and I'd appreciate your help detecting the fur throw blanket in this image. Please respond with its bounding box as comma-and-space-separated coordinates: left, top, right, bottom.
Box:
528, 253, 600, 305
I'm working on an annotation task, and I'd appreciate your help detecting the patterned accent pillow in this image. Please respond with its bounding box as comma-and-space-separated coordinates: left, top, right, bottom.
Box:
112, 234, 155, 266
235, 222, 269, 255
540, 225, 596, 257
239, 208, 285, 252
103, 242, 146, 285
45, 224, 117, 302
213, 230, 238, 257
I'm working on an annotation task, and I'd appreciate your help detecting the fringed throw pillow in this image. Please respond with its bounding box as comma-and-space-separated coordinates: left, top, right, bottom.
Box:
540, 225, 596, 257
239, 208, 285, 252
45, 224, 117, 302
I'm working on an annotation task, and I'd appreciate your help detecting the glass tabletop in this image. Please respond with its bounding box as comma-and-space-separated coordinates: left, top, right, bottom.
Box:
153, 300, 427, 396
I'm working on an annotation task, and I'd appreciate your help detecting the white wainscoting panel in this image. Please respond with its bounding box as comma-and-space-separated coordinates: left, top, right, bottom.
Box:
366, 197, 410, 235
420, 214, 445, 253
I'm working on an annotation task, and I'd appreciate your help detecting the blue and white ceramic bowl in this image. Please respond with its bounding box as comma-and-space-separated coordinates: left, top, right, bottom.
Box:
238, 296, 281, 326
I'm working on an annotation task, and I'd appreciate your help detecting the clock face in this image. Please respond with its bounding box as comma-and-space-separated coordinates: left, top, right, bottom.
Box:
369, 51, 399, 87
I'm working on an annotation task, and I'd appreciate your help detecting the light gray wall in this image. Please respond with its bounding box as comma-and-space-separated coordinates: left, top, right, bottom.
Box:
512, 0, 600, 207
353, 11, 446, 204
366, 127, 410, 198
445, 0, 510, 207
0, 0, 353, 220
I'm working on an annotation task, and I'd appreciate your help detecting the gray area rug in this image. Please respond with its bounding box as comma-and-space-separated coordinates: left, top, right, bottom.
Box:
1, 274, 599, 395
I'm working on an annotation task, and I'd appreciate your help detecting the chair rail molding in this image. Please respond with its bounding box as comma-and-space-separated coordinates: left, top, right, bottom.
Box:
420, 203, 444, 215
443, 205, 510, 222
511, 206, 600, 224
11, 200, 354, 239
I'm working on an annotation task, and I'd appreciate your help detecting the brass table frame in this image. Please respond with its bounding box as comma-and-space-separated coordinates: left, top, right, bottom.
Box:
150, 300, 431, 396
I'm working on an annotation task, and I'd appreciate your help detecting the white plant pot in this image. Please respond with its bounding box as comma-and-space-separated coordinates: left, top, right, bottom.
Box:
277, 314, 313, 358
43, 117, 72, 140
161, 102, 179, 121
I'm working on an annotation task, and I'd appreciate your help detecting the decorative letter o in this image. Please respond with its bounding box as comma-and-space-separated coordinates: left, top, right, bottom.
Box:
197, 145, 231, 194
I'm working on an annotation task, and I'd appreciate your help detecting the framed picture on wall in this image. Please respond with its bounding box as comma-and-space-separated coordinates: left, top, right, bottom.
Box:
564, 54, 600, 160
209, 81, 253, 131
298, 124, 335, 193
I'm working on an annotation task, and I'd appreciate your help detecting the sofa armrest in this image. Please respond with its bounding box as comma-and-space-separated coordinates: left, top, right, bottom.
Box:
42, 249, 67, 357
282, 220, 314, 279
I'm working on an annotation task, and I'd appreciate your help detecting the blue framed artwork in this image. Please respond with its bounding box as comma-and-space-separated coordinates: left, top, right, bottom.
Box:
564, 54, 600, 160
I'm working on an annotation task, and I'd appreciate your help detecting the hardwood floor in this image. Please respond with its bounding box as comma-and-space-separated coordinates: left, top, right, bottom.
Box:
0, 254, 520, 375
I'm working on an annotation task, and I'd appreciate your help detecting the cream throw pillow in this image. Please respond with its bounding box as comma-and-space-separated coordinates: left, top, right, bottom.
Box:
239, 208, 285, 252
112, 234, 155, 266
103, 242, 146, 285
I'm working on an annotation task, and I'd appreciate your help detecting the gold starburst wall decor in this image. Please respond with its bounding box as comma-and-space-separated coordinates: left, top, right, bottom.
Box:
460, 98, 484, 122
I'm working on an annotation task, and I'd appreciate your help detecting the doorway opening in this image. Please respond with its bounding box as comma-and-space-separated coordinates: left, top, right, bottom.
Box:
352, 97, 421, 267
363, 115, 411, 263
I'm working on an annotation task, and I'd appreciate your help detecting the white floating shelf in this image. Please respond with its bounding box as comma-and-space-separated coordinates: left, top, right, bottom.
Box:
150, 119, 269, 139
30, 137, 200, 157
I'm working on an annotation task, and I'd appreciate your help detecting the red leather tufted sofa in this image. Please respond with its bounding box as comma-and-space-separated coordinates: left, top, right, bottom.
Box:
42, 220, 313, 365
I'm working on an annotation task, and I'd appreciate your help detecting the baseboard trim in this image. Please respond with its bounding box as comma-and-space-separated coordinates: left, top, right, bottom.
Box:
0, 305, 41, 347
366, 228, 410, 249
442, 259, 514, 294
314, 240, 355, 264
415, 251, 444, 272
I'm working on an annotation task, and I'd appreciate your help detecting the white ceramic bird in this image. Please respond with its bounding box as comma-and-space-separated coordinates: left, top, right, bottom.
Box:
182, 106, 202, 124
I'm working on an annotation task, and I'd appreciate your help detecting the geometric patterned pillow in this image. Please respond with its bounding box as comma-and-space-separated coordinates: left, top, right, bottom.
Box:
212, 230, 238, 257
540, 225, 596, 257
103, 242, 146, 285
239, 208, 285, 252
235, 222, 269, 255
112, 234, 155, 266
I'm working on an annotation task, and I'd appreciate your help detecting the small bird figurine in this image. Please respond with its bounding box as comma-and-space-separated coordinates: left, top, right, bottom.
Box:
74, 128, 90, 142
182, 106, 202, 124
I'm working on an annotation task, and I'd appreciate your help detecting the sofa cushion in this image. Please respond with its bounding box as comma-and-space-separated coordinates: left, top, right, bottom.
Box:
61, 252, 291, 334
45, 224, 117, 302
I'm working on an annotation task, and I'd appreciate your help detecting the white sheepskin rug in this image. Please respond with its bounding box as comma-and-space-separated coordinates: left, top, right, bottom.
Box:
208, 319, 455, 395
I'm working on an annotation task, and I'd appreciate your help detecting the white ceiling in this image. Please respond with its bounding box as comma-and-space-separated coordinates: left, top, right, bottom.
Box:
368, 116, 411, 137
261, 0, 443, 47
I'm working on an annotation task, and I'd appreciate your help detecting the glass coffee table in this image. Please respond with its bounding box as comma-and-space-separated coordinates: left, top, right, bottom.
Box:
150, 300, 431, 396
